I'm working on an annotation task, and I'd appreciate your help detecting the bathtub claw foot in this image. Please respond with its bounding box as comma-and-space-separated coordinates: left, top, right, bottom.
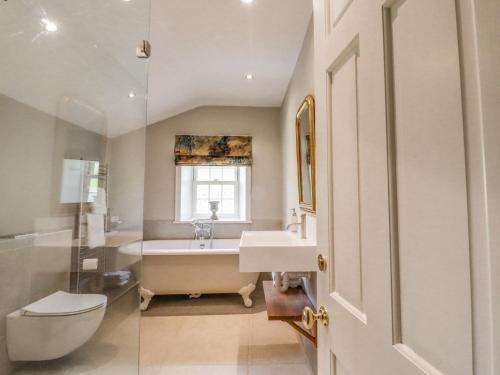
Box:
140, 287, 155, 311
238, 283, 256, 308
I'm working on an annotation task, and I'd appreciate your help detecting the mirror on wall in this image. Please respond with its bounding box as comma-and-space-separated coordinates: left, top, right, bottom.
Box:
295, 95, 316, 213
60, 159, 101, 204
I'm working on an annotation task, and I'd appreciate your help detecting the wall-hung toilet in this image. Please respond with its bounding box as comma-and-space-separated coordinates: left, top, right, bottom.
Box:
7, 291, 107, 361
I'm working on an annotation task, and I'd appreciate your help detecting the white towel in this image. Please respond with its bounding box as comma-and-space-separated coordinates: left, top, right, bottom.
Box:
86, 213, 105, 249
92, 187, 107, 214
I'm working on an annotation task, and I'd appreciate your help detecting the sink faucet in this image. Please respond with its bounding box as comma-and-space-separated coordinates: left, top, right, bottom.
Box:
286, 213, 307, 239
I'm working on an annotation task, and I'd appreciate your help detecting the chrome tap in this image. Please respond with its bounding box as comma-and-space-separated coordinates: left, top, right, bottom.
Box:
192, 220, 212, 240
286, 213, 307, 239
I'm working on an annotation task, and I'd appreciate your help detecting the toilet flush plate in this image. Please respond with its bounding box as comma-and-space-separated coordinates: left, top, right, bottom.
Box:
239, 231, 317, 272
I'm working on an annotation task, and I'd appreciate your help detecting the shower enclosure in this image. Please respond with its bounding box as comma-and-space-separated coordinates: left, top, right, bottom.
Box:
0, 0, 150, 373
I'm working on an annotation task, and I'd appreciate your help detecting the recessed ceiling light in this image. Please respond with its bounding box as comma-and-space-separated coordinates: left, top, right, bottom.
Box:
128, 92, 136, 98
41, 18, 58, 32
241, 0, 254, 4
245, 73, 254, 80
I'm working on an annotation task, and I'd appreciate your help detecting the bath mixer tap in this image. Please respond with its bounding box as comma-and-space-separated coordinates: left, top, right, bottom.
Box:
192, 219, 216, 244
192, 201, 220, 246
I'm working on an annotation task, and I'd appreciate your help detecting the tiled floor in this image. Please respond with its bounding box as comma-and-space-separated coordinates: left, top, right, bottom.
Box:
140, 311, 313, 375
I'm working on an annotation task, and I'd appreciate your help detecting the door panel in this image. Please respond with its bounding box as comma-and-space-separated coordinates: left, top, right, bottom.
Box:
314, 0, 474, 374
385, 1, 472, 373
330, 48, 364, 315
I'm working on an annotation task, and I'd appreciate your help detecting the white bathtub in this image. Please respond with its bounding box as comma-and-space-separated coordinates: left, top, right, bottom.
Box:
123, 239, 260, 310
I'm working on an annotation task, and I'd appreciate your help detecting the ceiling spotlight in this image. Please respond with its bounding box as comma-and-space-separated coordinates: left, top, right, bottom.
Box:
128, 92, 136, 98
241, 0, 254, 4
245, 73, 254, 80
41, 18, 58, 32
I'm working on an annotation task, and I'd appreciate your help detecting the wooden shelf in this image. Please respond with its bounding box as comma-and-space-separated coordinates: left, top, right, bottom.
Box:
262, 281, 317, 347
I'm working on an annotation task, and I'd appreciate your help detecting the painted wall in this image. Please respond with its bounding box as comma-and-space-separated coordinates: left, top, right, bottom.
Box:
0, 95, 106, 374
0, 94, 106, 237
0, 95, 145, 374
106, 127, 146, 232
280, 19, 315, 229
279, 18, 317, 374
144, 106, 283, 239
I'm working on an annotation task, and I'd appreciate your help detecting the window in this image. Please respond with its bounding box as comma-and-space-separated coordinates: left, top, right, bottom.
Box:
176, 165, 251, 222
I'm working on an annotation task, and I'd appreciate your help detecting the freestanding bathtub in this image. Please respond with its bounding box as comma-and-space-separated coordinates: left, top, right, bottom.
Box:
122, 239, 259, 311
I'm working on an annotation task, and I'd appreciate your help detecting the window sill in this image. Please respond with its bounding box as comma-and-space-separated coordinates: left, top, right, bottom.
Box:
173, 220, 253, 225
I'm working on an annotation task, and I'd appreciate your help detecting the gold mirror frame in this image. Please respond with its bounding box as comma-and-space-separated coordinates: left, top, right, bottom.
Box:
295, 95, 316, 213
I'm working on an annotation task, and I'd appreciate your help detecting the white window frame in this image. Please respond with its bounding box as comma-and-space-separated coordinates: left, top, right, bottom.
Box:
192, 166, 241, 220
175, 165, 252, 223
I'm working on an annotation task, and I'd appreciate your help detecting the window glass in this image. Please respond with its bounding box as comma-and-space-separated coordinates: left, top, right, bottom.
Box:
197, 167, 210, 181
222, 167, 236, 181
178, 165, 248, 221
210, 167, 222, 181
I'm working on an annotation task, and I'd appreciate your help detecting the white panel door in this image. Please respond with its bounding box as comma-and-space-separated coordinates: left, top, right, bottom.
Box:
313, 0, 475, 374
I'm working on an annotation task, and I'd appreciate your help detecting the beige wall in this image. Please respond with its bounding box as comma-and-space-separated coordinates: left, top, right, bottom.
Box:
107, 127, 146, 232
279, 18, 317, 373
0, 94, 106, 237
144, 106, 283, 239
280, 19, 315, 228
0, 95, 107, 374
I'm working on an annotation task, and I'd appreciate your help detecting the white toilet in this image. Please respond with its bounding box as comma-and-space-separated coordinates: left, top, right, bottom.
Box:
7, 291, 107, 361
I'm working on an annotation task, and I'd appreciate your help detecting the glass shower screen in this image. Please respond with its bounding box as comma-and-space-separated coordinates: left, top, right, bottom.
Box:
0, 1, 150, 374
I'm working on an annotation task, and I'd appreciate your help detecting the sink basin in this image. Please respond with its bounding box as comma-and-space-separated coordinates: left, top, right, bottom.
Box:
239, 231, 317, 272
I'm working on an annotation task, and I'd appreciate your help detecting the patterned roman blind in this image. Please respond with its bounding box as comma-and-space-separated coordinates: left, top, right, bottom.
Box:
174, 135, 253, 166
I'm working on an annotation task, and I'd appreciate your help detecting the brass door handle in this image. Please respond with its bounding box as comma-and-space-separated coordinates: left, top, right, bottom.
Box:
317, 254, 327, 271
302, 306, 329, 329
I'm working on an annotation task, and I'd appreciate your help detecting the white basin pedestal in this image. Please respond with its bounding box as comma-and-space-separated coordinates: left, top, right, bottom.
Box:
239, 231, 317, 272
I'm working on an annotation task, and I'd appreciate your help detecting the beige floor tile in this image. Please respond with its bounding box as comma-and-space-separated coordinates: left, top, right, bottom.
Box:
248, 364, 312, 375
141, 314, 250, 366
248, 311, 306, 365
139, 364, 162, 375
157, 365, 247, 375
140, 311, 313, 373
248, 343, 306, 365
249, 311, 300, 345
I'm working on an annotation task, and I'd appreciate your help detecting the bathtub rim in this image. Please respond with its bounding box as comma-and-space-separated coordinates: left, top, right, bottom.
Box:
120, 239, 242, 256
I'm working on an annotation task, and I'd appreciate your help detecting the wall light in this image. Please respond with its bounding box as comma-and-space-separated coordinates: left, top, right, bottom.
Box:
241, 0, 254, 4
128, 92, 136, 99
41, 18, 58, 32
245, 73, 254, 80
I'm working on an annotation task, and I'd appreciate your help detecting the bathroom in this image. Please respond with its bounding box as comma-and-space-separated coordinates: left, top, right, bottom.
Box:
1, 0, 499, 375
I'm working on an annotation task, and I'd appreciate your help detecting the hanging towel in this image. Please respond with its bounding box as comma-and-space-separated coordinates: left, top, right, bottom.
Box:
86, 213, 105, 249
92, 187, 107, 214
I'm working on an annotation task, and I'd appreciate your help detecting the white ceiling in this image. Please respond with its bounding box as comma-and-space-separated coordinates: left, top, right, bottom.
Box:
0, 0, 312, 137
147, 0, 313, 124
0, 0, 150, 138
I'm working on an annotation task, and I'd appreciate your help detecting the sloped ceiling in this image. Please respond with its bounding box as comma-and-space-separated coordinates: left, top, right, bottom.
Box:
0, 0, 312, 137
147, 0, 313, 124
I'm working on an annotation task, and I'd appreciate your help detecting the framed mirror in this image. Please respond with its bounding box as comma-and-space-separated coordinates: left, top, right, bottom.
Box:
295, 95, 316, 213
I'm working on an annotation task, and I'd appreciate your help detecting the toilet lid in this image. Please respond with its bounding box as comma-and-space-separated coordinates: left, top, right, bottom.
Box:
22, 291, 107, 317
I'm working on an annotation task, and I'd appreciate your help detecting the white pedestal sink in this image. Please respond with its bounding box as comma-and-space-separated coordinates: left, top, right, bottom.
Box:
239, 231, 317, 272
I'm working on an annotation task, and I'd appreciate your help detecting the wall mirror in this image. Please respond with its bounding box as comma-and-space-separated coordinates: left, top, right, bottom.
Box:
295, 95, 316, 213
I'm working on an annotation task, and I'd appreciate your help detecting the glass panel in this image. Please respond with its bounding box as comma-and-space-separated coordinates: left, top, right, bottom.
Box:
222, 167, 237, 181
222, 185, 235, 199
209, 185, 222, 201
196, 166, 210, 181
196, 184, 209, 199
197, 200, 210, 214
0, 0, 150, 374
221, 199, 235, 214
210, 167, 223, 181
